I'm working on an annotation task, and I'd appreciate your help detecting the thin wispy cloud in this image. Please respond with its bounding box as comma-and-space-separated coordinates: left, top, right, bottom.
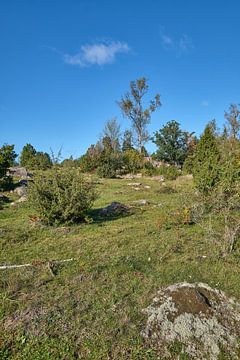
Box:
64, 40, 130, 67
201, 100, 209, 107
160, 27, 192, 56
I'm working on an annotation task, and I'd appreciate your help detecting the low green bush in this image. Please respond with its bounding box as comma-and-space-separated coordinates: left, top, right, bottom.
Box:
28, 170, 98, 225
155, 165, 180, 180
97, 163, 116, 178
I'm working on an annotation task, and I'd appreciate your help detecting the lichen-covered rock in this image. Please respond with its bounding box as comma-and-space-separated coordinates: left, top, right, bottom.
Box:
99, 202, 130, 216
142, 282, 240, 359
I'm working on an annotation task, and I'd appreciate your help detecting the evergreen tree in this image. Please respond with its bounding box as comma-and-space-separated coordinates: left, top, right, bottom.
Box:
34, 152, 52, 170
0, 144, 17, 191
20, 143, 37, 168
192, 123, 220, 193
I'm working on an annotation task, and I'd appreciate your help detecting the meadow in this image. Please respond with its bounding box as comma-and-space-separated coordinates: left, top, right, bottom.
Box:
0, 176, 239, 359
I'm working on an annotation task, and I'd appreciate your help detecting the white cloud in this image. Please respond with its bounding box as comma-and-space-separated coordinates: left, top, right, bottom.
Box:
64, 41, 130, 67
160, 28, 192, 55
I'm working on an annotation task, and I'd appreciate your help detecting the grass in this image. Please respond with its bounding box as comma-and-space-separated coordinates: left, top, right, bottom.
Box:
0, 176, 239, 359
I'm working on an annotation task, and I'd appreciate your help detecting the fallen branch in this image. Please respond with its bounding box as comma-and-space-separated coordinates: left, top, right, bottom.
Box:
0, 258, 75, 270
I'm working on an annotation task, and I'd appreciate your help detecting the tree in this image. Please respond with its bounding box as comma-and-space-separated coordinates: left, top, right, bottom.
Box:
192, 123, 220, 193
152, 120, 189, 166
20, 143, 37, 168
224, 104, 240, 140
102, 118, 121, 152
122, 130, 134, 152
118, 77, 161, 152
34, 152, 52, 170
0, 144, 17, 191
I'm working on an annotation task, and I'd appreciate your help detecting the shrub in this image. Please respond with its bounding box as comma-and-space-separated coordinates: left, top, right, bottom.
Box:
141, 162, 156, 176
155, 165, 180, 180
97, 163, 116, 178
0, 175, 14, 192
122, 149, 144, 174
28, 170, 98, 225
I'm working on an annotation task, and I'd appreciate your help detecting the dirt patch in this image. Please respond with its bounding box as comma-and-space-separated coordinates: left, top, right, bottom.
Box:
142, 282, 240, 359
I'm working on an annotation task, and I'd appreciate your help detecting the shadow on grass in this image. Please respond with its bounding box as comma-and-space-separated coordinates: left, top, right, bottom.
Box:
87, 207, 134, 224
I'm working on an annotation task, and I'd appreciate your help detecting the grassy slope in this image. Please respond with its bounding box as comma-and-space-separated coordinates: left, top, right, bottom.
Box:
0, 177, 239, 359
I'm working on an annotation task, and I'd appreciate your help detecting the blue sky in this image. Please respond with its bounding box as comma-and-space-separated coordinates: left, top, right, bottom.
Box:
1, 0, 240, 159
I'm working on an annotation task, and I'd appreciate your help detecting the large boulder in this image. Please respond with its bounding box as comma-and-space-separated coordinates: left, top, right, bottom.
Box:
142, 282, 240, 359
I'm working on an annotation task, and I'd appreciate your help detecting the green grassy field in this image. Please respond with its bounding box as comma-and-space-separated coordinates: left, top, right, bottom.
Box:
0, 176, 239, 359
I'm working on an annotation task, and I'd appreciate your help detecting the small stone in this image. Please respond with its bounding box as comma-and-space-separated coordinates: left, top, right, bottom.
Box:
133, 199, 149, 206
127, 182, 142, 186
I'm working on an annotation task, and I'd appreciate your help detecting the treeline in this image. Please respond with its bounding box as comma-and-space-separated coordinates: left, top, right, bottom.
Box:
1, 78, 240, 194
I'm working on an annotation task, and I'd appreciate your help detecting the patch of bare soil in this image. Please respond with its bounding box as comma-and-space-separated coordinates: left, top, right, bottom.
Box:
142, 282, 240, 359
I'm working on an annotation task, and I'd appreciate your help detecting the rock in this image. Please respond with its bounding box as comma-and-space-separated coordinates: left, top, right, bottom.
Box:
127, 182, 142, 186
144, 185, 151, 189
99, 202, 130, 216
142, 282, 240, 359
119, 174, 134, 180
149, 175, 165, 182
17, 195, 27, 203
8, 167, 32, 179
133, 199, 149, 206
14, 186, 27, 197
133, 187, 141, 191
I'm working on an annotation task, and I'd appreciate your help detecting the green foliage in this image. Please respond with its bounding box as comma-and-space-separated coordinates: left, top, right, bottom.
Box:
28, 170, 98, 225
20, 144, 52, 170
192, 124, 220, 193
61, 156, 78, 168
141, 161, 156, 176
79, 143, 102, 172
0, 144, 17, 191
97, 153, 124, 178
34, 152, 52, 170
122, 130, 134, 152
156, 164, 180, 180
182, 155, 195, 175
19, 143, 37, 168
118, 77, 161, 151
122, 149, 144, 174
152, 120, 189, 166
97, 163, 116, 178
